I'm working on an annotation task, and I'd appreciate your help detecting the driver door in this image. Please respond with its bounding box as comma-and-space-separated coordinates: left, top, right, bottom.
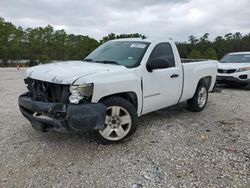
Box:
142, 43, 182, 114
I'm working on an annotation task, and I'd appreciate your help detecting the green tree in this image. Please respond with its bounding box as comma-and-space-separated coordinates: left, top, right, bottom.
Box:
203, 47, 218, 59
100, 33, 146, 44
188, 49, 202, 59
188, 35, 199, 45
200, 33, 209, 42
225, 33, 233, 40
1, 17, 250, 67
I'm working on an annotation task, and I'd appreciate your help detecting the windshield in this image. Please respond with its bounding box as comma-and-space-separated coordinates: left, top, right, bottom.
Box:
84, 41, 150, 68
220, 54, 250, 63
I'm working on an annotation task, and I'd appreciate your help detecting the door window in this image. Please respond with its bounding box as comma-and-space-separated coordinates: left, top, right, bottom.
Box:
148, 43, 175, 67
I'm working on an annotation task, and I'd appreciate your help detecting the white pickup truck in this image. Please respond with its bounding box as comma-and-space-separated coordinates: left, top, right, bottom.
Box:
18, 38, 218, 144
217, 52, 250, 90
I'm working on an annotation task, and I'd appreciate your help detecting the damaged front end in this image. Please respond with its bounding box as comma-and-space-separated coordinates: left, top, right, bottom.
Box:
18, 78, 106, 133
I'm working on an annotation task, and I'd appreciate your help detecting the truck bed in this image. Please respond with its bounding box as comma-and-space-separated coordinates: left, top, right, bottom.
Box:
179, 60, 218, 102
181, 59, 210, 63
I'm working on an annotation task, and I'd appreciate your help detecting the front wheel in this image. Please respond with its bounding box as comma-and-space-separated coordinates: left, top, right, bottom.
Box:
93, 97, 138, 144
187, 82, 209, 112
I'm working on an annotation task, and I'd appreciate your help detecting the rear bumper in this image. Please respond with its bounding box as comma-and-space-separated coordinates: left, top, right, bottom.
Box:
18, 93, 107, 133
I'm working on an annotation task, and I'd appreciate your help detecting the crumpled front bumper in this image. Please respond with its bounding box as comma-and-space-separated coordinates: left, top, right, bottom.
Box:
18, 93, 107, 133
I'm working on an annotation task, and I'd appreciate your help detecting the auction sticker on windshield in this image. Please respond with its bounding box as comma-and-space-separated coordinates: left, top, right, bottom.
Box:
130, 44, 147, 48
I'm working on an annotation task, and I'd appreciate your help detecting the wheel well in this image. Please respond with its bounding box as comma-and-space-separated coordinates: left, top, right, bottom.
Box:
198, 76, 212, 89
99, 92, 138, 110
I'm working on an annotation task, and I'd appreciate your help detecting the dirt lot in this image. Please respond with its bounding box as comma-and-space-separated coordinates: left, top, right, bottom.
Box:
0, 68, 249, 188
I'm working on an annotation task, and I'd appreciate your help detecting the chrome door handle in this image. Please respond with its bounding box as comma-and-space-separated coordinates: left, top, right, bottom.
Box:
170, 74, 179, 78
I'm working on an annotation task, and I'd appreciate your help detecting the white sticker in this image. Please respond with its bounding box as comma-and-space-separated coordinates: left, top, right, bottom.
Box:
130, 44, 146, 49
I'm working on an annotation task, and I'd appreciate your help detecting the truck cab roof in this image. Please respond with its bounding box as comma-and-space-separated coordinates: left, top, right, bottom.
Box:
110, 38, 173, 43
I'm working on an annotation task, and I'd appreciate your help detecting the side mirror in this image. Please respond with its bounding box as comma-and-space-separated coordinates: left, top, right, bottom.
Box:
146, 59, 170, 72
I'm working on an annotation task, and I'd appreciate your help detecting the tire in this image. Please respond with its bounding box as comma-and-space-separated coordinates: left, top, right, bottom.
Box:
93, 96, 138, 144
187, 82, 209, 112
245, 83, 250, 90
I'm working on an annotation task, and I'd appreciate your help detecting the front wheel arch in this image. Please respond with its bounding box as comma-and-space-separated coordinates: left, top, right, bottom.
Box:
98, 92, 138, 112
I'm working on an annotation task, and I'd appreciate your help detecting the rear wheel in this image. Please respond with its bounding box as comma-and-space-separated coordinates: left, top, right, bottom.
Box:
93, 97, 138, 144
187, 82, 209, 112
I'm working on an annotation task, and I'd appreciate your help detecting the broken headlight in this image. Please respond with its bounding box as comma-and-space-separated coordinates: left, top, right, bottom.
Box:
69, 84, 93, 104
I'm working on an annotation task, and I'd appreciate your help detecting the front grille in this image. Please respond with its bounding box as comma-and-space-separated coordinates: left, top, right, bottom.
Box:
25, 78, 70, 103
218, 69, 237, 74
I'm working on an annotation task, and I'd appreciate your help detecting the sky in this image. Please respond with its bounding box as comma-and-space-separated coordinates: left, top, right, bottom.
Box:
1, 0, 250, 42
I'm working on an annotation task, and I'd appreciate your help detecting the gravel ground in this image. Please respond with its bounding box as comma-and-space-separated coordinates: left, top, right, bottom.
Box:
0, 68, 249, 188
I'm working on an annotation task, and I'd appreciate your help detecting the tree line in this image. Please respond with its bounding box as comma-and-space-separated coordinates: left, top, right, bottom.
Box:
177, 32, 250, 60
1, 17, 250, 66
0, 17, 99, 66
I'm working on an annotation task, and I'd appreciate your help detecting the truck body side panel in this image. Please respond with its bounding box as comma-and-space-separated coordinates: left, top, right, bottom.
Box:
180, 61, 217, 102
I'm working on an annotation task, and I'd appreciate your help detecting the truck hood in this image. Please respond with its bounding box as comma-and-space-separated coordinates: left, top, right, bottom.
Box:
218, 62, 250, 70
26, 61, 127, 85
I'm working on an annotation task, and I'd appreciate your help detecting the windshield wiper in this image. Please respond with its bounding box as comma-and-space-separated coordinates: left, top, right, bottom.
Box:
83, 58, 94, 62
95, 60, 121, 66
